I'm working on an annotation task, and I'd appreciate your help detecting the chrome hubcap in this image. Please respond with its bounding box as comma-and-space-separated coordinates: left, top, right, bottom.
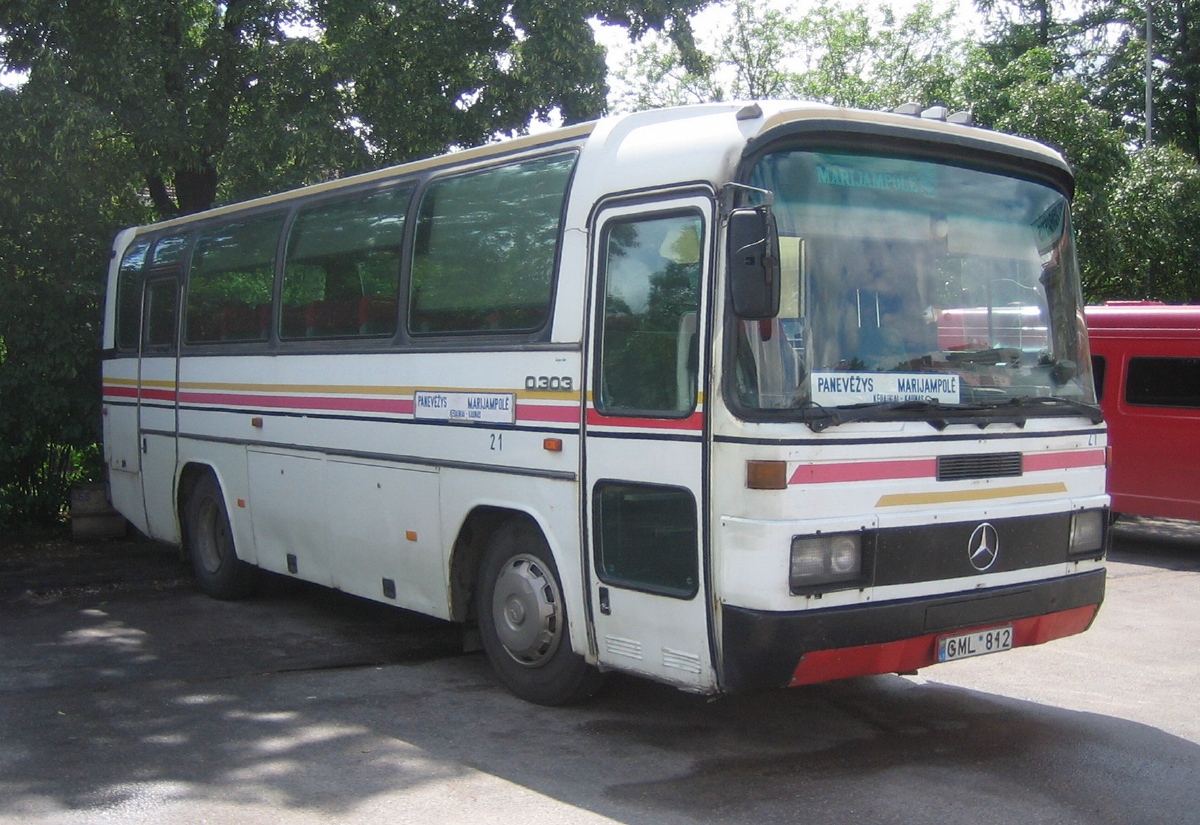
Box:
491, 554, 563, 667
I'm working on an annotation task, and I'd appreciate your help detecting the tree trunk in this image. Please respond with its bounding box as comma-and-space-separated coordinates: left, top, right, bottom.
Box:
173, 165, 220, 216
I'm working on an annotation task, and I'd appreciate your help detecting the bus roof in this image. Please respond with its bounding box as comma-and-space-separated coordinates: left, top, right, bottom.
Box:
1085, 302, 1200, 332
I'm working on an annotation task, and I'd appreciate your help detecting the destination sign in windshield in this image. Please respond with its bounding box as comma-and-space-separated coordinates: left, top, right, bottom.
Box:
811, 371, 961, 406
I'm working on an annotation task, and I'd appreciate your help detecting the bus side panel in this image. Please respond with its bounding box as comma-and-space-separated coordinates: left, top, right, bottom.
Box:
326, 458, 444, 616
174, 349, 584, 620
102, 356, 149, 535
1091, 328, 1200, 522
247, 450, 334, 587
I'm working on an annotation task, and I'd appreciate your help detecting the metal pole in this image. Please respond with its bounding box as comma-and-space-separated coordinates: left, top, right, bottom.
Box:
1146, 0, 1154, 147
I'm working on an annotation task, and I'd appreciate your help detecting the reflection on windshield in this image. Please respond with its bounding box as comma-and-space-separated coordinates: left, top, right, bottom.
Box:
733, 150, 1095, 415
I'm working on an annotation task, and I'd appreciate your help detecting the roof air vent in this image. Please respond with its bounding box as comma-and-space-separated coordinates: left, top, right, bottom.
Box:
736, 103, 763, 121
920, 105, 949, 121
947, 111, 975, 126
893, 102, 922, 116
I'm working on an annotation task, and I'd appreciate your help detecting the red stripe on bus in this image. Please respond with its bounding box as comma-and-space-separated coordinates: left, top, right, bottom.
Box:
517, 403, 580, 423
1024, 449, 1106, 472
788, 603, 1099, 686
109, 386, 587, 426
585, 408, 704, 431
102, 385, 140, 400
177, 391, 415, 415
789, 458, 936, 485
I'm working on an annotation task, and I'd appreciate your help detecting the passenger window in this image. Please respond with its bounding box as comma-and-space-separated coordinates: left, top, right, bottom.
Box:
282, 186, 411, 339
143, 279, 178, 350
594, 482, 698, 598
115, 240, 151, 351
186, 215, 283, 344
1126, 357, 1200, 408
409, 154, 574, 334
596, 212, 703, 415
151, 235, 189, 267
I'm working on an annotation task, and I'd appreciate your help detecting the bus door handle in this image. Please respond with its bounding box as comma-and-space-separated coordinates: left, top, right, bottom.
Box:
599, 586, 611, 615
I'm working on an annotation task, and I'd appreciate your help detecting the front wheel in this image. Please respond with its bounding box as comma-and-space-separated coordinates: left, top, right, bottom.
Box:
184, 473, 261, 600
476, 519, 606, 705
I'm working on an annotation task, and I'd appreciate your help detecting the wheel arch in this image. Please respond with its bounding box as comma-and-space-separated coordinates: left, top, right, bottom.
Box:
176, 461, 220, 558
447, 506, 540, 624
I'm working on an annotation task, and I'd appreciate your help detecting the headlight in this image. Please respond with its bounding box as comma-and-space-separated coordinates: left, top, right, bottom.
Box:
790, 533, 863, 591
1069, 509, 1107, 557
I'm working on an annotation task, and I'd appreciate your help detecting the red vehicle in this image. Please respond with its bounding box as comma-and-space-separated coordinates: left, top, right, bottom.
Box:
1085, 302, 1200, 521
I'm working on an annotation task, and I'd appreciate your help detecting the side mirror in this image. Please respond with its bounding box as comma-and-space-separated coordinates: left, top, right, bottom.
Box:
727, 207, 781, 319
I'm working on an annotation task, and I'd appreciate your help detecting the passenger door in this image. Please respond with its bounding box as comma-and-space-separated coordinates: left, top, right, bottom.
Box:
583, 194, 716, 691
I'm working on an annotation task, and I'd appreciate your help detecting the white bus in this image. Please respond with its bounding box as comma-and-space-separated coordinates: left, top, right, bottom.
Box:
102, 101, 1108, 705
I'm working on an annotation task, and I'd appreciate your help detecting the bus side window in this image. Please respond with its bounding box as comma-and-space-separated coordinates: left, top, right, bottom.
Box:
282, 186, 411, 340
143, 279, 178, 351
115, 240, 151, 351
409, 153, 574, 335
1126, 357, 1200, 408
186, 215, 283, 344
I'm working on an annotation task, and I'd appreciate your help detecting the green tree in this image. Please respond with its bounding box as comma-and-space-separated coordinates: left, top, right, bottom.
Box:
1112, 0, 1200, 158
0, 80, 150, 525
978, 0, 1200, 160
612, 0, 965, 113
0, 0, 713, 219
787, 0, 963, 109
1107, 145, 1200, 301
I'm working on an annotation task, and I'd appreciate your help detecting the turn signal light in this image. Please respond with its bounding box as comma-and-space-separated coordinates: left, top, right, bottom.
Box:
746, 460, 788, 490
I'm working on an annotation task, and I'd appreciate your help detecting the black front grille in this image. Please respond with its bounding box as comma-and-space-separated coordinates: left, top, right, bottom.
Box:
872, 512, 1069, 587
937, 452, 1023, 481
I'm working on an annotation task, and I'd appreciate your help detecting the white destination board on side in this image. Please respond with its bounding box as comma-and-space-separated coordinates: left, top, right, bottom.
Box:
413, 391, 516, 424
811, 371, 960, 406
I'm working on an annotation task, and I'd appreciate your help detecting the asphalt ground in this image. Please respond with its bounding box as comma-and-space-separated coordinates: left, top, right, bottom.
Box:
1, 518, 1198, 825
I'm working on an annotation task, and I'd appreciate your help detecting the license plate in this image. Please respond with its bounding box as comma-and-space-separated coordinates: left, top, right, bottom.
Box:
937, 625, 1013, 663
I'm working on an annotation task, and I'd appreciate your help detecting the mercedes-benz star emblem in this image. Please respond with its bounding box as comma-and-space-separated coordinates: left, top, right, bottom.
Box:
968, 523, 1000, 571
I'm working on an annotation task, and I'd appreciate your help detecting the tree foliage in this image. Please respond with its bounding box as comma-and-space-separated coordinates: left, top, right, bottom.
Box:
0, 79, 150, 524
613, 0, 964, 112
0, 0, 712, 219
1107, 145, 1200, 302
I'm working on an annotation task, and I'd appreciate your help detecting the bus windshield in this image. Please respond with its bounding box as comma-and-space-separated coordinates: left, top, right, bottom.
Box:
733, 149, 1096, 418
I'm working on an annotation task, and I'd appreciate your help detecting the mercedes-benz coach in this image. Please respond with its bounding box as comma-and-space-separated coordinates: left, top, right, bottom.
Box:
102, 101, 1108, 704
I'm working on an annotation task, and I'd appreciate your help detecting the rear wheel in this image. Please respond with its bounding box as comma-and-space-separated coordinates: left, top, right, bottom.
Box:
476, 519, 606, 705
184, 473, 260, 600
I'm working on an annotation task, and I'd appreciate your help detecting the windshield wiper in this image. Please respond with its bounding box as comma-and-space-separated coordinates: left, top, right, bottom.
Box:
805, 394, 1100, 433
995, 396, 1104, 424
807, 399, 963, 433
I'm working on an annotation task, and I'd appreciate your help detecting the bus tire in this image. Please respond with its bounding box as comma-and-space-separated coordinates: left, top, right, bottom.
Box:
184, 473, 260, 600
477, 519, 606, 706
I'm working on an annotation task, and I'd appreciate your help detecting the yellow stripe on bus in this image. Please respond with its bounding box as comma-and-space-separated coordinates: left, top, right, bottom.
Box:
174, 380, 584, 402
875, 482, 1069, 507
